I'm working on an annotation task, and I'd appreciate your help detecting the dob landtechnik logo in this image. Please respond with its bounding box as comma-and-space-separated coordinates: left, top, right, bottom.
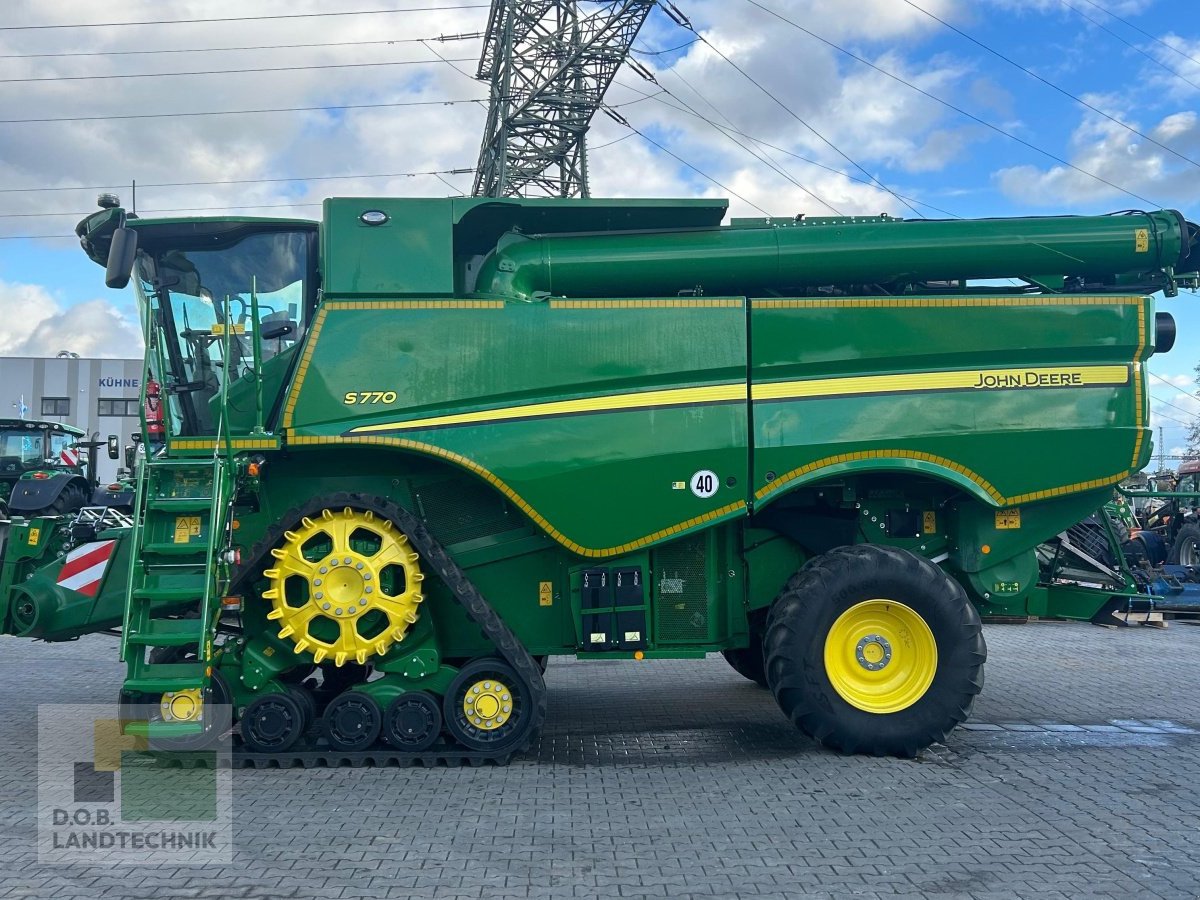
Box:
38, 704, 232, 865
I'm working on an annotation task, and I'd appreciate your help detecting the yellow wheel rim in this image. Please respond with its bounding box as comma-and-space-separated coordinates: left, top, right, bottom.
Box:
262, 507, 425, 667
823, 599, 937, 714
462, 679, 513, 731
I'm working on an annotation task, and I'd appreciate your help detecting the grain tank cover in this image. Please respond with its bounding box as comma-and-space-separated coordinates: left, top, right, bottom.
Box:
320, 197, 728, 299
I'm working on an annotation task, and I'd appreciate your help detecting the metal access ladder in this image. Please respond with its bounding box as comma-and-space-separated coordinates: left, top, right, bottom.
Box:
119, 453, 232, 738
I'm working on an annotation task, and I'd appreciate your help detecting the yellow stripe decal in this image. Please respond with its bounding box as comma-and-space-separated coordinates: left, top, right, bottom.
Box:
171, 438, 278, 450
754, 295, 1144, 309
1130, 304, 1147, 468
351, 383, 746, 434
550, 298, 743, 309
753, 365, 1129, 402
351, 364, 1129, 435
281, 300, 502, 430
754, 448, 1129, 506
287, 432, 745, 558
281, 305, 329, 430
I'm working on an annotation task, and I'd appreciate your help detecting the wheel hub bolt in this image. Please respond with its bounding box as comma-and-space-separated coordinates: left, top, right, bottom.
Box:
855, 634, 893, 672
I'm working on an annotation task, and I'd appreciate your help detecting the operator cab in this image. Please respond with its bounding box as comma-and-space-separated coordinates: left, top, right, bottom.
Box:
78, 203, 319, 438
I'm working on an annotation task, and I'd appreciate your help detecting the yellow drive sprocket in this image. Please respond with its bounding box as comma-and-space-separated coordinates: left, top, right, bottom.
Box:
263, 506, 424, 666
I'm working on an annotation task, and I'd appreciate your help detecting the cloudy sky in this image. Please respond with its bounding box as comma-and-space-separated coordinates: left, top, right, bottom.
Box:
0, 0, 1196, 457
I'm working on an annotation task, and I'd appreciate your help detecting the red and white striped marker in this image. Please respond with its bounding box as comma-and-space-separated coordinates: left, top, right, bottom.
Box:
60, 446, 79, 467
56, 540, 116, 597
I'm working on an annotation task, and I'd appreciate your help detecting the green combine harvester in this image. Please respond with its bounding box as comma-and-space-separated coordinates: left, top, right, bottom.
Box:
0, 195, 1195, 762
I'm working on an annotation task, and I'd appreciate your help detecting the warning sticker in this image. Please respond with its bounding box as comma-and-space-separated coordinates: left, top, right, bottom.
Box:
1135, 228, 1149, 253
28, 527, 40, 545
173, 516, 203, 544
539, 581, 553, 607
922, 511, 937, 534
995, 509, 1021, 530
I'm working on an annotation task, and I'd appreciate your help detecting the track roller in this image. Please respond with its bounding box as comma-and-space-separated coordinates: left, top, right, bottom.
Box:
322, 691, 382, 751
241, 692, 306, 754
383, 691, 443, 751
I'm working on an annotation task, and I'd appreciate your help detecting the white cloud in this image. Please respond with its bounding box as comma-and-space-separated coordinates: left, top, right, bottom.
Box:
993, 101, 1200, 208
0, 280, 141, 358
983, 0, 1151, 14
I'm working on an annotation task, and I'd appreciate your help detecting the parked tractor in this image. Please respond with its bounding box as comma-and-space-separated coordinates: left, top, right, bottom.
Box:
0, 195, 1194, 762
0, 418, 95, 518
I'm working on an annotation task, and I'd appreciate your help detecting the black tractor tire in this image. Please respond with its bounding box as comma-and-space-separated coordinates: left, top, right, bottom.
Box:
764, 544, 986, 758
722, 645, 768, 688
1168, 524, 1200, 567
41, 482, 87, 518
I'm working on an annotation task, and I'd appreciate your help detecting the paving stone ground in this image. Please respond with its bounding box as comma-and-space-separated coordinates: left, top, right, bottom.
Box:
2, 620, 1200, 899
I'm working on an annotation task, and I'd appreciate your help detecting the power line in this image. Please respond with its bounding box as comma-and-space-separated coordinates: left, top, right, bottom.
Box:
0, 136, 636, 222
0, 169, 477, 196
665, 1, 922, 218
0, 167, 477, 196
0, 57, 475, 85
1150, 408, 1192, 428
0, 96, 488, 125
1073, 0, 1200, 70
0, 33, 482, 61
1058, 1, 1200, 94
1147, 369, 1195, 405
625, 58, 845, 214
0, 4, 489, 31
1150, 395, 1196, 422
744, 0, 1164, 209
632, 38, 701, 56
616, 79, 963, 218
603, 108, 772, 216
901, 0, 1200, 174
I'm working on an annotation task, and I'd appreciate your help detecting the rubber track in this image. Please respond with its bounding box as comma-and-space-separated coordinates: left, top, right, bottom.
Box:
223, 491, 547, 766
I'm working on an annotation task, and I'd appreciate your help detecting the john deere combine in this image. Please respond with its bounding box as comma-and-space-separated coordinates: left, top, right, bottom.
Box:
0, 196, 1194, 761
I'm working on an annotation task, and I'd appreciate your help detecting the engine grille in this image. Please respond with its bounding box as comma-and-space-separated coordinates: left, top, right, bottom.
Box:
654, 533, 711, 644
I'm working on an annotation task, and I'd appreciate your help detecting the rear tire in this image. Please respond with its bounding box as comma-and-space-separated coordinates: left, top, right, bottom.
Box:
721, 645, 767, 687
40, 482, 87, 518
1168, 524, 1200, 567
764, 544, 985, 758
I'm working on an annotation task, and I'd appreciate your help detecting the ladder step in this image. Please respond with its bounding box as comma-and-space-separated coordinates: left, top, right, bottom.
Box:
123, 721, 204, 739
125, 618, 205, 647
147, 459, 219, 468
125, 662, 207, 693
141, 542, 211, 556
146, 498, 213, 511
131, 585, 206, 602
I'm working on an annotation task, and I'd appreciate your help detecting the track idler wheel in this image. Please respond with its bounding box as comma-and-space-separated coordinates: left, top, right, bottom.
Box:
444, 658, 534, 753
322, 691, 382, 751
383, 691, 442, 751
241, 692, 306, 754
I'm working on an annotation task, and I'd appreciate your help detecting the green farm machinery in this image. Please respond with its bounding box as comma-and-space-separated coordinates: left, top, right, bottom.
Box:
0, 195, 1195, 761
0, 418, 110, 518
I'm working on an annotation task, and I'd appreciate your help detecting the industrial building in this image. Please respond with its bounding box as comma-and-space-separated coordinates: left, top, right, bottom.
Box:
0, 355, 141, 483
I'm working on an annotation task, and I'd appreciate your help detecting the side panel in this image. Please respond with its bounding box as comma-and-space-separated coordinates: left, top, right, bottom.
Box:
284, 299, 749, 557
750, 296, 1149, 509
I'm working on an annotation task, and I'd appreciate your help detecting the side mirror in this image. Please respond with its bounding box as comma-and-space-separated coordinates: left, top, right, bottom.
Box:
260, 320, 297, 341
124, 445, 135, 471
105, 226, 138, 289
107, 434, 120, 460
